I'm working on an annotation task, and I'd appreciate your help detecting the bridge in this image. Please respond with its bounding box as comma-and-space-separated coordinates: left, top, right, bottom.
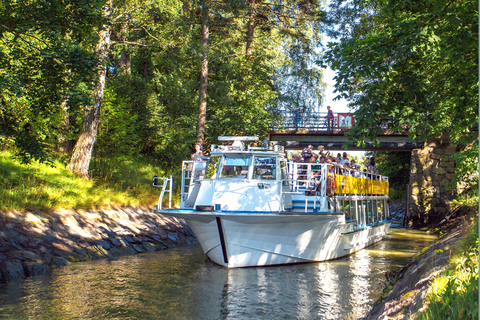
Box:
268, 112, 457, 227
269, 112, 424, 151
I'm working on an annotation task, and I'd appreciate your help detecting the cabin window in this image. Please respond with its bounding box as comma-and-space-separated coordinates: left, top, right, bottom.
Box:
254, 157, 276, 180
219, 155, 251, 178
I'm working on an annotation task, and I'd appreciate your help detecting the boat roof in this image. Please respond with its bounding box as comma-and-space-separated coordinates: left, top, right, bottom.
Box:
211, 136, 285, 157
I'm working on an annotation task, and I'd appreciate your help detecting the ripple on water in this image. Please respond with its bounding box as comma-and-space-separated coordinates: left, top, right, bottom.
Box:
0, 229, 436, 320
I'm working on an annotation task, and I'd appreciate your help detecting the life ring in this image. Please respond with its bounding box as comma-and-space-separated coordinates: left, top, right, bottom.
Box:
326, 174, 335, 197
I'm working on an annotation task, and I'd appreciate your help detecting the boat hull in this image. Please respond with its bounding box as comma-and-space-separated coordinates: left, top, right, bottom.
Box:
155, 210, 391, 268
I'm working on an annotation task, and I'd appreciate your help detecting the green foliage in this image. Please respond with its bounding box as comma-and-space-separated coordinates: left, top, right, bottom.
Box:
370, 151, 411, 189
0, 0, 105, 163
415, 218, 479, 320
325, 0, 478, 189
1, 0, 331, 180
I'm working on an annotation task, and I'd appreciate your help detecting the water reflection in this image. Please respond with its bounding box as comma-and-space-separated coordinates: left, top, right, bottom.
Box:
0, 229, 436, 320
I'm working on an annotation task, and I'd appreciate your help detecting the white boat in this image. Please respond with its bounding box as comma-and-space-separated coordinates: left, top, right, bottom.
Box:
153, 136, 391, 268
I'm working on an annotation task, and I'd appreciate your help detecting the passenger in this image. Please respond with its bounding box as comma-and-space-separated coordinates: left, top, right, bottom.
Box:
302, 146, 313, 162
350, 159, 358, 169
335, 153, 341, 165
343, 161, 351, 175
353, 167, 361, 178
340, 152, 349, 166
317, 145, 330, 157
191, 142, 204, 160
319, 155, 326, 164
368, 157, 379, 175
310, 153, 321, 176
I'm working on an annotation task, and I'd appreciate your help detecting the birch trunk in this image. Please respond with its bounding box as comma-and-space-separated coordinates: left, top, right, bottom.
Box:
67, 1, 112, 178
196, 3, 209, 145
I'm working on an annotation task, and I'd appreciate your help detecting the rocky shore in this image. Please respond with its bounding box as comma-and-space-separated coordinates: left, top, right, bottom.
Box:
0, 206, 197, 283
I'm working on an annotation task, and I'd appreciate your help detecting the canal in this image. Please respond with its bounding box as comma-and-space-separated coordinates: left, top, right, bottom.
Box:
0, 229, 436, 320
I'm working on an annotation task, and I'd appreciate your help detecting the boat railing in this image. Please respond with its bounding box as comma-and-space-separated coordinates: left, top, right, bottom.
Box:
153, 175, 173, 210
287, 162, 331, 194
287, 162, 389, 194
180, 161, 193, 205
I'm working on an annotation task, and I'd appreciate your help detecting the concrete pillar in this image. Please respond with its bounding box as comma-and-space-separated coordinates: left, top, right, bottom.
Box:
408, 137, 457, 227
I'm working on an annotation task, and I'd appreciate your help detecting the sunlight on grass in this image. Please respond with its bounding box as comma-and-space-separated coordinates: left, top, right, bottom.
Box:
0, 151, 170, 211
415, 217, 479, 320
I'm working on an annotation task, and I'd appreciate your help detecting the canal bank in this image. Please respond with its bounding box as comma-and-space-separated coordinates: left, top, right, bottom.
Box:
0, 202, 475, 319
0, 206, 197, 283
362, 206, 477, 320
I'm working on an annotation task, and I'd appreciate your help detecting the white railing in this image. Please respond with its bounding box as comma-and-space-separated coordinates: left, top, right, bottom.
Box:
155, 175, 172, 210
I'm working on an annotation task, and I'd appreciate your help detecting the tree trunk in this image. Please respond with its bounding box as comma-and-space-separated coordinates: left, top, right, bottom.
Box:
245, 0, 256, 57
196, 2, 209, 145
120, 47, 131, 75
67, 1, 112, 179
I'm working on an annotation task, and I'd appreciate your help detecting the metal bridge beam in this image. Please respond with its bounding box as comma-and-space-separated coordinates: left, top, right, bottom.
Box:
268, 130, 424, 151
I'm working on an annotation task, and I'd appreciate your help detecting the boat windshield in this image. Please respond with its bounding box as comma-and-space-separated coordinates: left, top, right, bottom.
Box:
219, 155, 251, 178
253, 156, 276, 180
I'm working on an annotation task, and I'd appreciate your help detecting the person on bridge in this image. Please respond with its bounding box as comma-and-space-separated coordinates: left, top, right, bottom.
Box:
296, 108, 303, 128
326, 106, 334, 131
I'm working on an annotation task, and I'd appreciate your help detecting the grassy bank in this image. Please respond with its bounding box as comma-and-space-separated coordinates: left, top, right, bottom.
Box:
415, 207, 479, 319
0, 150, 177, 212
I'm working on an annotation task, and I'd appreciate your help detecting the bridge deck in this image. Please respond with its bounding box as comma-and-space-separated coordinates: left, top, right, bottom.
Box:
269, 112, 423, 151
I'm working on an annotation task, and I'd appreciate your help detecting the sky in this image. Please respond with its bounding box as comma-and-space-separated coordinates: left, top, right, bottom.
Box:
319, 66, 366, 158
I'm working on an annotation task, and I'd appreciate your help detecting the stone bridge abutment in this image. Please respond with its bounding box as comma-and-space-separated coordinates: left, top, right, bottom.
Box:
408, 138, 458, 226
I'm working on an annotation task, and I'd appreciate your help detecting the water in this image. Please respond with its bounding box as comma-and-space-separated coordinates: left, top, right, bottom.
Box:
0, 229, 436, 320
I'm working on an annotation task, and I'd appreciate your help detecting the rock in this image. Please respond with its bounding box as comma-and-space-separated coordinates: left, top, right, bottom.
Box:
23, 261, 48, 277
132, 244, 145, 253
109, 246, 137, 256
108, 237, 122, 247
91, 240, 111, 250
167, 233, 178, 243
52, 256, 69, 267
143, 242, 156, 252
6, 250, 41, 261
122, 235, 136, 244
156, 228, 168, 240
0, 260, 26, 281
150, 235, 163, 242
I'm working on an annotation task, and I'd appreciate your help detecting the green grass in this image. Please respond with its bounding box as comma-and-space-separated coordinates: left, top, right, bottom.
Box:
0, 150, 178, 212
415, 215, 479, 320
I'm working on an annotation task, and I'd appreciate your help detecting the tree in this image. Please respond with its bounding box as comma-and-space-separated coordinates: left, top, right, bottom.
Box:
67, 0, 113, 178
196, 1, 210, 146
325, 0, 478, 188
0, 0, 104, 163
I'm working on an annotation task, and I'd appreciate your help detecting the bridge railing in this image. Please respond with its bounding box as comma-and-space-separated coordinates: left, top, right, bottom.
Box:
272, 112, 356, 131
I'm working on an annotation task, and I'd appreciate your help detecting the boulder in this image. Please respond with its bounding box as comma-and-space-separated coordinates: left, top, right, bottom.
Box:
0, 260, 26, 281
